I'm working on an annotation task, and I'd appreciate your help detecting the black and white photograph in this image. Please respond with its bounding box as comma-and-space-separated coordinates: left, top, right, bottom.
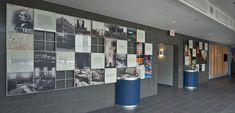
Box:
116, 26, 127, 39
34, 9, 56, 32
128, 41, 137, 54
136, 65, 145, 79
104, 23, 117, 38
7, 32, 33, 50
7, 4, 33, 33
74, 69, 104, 87
105, 39, 117, 68
7, 50, 34, 73
127, 28, 137, 41
75, 53, 91, 70
56, 14, 75, 34
116, 54, 127, 68
56, 33, 75, 51
7, 72, 34, 95
145, 43, 153, 55
75, 34, 91, 53
75, 18, 91, 35
34, 52, 56, 91
117, 68, 138, 79
92, 21, 105, 37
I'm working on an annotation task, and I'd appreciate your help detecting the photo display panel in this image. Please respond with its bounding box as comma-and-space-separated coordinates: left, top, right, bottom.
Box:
6, 4, 153, 96
184, 40, 208, 72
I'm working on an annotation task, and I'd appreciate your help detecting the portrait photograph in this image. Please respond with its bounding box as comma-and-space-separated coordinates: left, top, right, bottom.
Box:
7, 4, 33, 33
137, 42, 145, 55
75, 18, 91, 35
7, 72, 34, 95
105, 39, 117, 68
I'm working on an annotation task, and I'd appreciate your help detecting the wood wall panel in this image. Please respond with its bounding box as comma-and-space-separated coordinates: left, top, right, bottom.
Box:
210, 44, 228, 77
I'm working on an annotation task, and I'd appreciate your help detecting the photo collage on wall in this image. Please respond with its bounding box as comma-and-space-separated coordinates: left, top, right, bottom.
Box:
184, 40, 208, 72
6, 4, 153, 96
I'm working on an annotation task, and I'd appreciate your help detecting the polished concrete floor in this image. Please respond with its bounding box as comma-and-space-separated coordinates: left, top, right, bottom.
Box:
89, 77, 235, 113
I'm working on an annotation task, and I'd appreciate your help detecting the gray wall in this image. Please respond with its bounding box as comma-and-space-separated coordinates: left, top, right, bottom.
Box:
0, 0, 209, 113
157, 44, 174, 86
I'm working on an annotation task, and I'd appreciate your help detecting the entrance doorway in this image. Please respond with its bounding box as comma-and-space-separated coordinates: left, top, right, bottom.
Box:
157, 44, 174, 86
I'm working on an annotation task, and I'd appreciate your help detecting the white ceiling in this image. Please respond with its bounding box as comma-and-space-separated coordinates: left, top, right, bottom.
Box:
44, 0, 235, 46
209, 0, 235, 20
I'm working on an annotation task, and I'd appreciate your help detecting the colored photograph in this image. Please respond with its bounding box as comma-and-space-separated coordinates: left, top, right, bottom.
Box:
144, 55, 152, 78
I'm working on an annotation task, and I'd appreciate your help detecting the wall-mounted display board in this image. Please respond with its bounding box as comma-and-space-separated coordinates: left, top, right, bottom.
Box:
184, 40, 208, 71
6, 4, 153, 96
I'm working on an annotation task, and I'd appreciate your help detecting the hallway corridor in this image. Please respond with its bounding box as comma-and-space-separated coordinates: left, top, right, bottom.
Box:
90, 77, 235, 113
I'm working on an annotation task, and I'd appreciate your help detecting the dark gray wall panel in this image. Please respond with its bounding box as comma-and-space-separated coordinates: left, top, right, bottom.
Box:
0, 0, 209, 113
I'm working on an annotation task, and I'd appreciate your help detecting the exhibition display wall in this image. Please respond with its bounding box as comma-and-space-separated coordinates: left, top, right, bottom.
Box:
6, 4, 153, 96
184, 40, 208, 71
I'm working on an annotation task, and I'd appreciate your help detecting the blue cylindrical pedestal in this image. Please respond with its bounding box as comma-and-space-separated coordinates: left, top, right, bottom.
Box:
115, 78, 140, 106
184, 70, 198, 89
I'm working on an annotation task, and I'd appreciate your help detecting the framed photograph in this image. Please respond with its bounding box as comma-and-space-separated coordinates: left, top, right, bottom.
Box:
116, 54, 127, 68
204, 43, 208, 50
7, 4, 33, 33
7, 72, 34, 95
56, 14, 75, 34
105, 39, 117, 68
105, 68, 117, 83
74, 69, 104, 87
199, 42, 203, 50
91, 53, 105, 69
75, 34, 91, 53
137, 55, 144, 65
34, 9, 56, 32
75, 18, 91, 35
7, 50, 34, 73
192, 49, 196, 57
137, 29, 145, 42
188, 40, 193, 49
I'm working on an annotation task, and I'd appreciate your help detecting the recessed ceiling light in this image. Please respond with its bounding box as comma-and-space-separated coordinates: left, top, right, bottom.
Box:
209, 33, 213, 36
228, 40, 231, 42
171, 20, 176, 24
